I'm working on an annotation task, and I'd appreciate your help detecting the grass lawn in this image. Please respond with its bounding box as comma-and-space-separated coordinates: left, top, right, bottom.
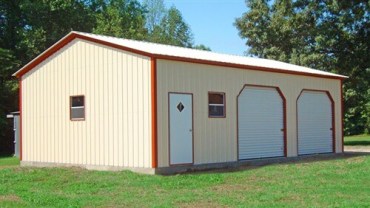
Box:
344, 134, 370, 146
1, 155, 370, 207
0, 157, 20, 167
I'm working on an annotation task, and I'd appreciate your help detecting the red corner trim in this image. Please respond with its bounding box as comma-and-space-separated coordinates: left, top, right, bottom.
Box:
340, 80, 344, 152
19, 79, 22, 161
151, 57, 158, 168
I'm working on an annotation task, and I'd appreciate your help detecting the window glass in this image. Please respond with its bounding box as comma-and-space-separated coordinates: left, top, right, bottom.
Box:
72, 96, 84, 107
209, 93, 224, 104
71, 96, 85, 120
209, 93, 225, 117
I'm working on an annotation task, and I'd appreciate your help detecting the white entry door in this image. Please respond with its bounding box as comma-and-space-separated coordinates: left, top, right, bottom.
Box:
238, 86, 285, 160
297, 91, 333, 155
169, 93, 193, 165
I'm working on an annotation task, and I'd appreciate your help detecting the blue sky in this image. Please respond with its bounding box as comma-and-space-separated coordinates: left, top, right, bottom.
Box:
163, 0, 248, 55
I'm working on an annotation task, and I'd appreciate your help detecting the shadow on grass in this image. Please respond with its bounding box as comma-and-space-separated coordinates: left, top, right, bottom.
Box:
0, 154, 15, 158
344, 141, 370, 146
184, 152, 370, 175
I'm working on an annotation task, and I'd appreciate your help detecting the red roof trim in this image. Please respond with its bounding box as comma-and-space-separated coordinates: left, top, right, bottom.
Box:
14, 32, 346, 80
153, 54, 345, 80
14, 33, 153, 78
75, 34, 153, 57
15, 33, 76, 78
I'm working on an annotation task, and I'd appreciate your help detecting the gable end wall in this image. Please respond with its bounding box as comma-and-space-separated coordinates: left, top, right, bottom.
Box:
21, 39, 152, 168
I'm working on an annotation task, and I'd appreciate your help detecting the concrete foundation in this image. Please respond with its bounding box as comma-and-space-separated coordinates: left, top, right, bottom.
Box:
21, 161, 156, 175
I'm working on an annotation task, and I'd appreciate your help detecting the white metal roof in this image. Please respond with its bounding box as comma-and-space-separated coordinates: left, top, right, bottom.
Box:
73, 31, 347, 79
14, 31, 347, 79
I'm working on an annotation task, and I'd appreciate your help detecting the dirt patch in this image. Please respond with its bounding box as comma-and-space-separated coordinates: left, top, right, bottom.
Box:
344, 146, 370, 153
0, 194, 21, 202
178, 200, 226, 208
278, 194, 304, 204
212, 183, 259, 193
213, 174, 264, 192
345, 155, 367, 163
0, 166, 16, 170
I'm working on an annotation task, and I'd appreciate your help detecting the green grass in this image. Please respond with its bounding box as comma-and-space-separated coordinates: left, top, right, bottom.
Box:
0, 157, 20, 167
1, 155, 370, 207
344, 134, 370, 146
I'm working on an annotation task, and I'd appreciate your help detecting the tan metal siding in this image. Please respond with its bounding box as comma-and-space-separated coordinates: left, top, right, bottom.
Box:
22, 39, 152, 168
156, 60, 342, 167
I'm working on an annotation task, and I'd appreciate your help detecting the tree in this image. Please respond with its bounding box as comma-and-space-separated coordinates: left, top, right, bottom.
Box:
0, 48, 19, 155
149, 6, 193, 47
143, 2, 194, 47
235, 0, 370, 135
142, 0, 166, 33
93, 0, 147, 40
0, 1, 25, 155
19, 0, 96, 62
193, 44, 211, 51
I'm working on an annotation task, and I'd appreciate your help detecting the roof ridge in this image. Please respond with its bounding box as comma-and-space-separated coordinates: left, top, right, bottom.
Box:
73, 31, 333, 73
72, 31, 252, 60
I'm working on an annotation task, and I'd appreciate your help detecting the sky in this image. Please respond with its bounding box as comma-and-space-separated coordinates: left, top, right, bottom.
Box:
163, 0, 248, 56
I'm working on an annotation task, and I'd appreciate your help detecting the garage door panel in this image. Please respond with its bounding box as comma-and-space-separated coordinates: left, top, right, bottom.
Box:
298, 91, 333, 155
239, 148, 283, 158
238, 86, 285, 160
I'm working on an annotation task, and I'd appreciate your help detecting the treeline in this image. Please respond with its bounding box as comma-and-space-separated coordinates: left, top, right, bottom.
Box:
0, 0, 208, 155
235, 0, 370, 136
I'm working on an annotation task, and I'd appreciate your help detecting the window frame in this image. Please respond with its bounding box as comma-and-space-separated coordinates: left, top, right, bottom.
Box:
208, 92, 226, 118
70, 95, 85, 121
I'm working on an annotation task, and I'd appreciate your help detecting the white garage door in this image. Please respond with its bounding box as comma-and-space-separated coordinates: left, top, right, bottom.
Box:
238, 86, 285, 160
297, 91, 333, 155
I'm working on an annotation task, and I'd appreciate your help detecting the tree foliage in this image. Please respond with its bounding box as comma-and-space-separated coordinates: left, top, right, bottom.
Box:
142, 0, 166, 33
93, 0, 147, 40
0, 48, 19, 155
144, 1, 194, 47
235, 0, 370, 135
150, 6, 193, 47
193, 44, 211, 51
20, 0, 96, 62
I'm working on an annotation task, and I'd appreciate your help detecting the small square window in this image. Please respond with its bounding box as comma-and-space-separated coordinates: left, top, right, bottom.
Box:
209, 92, 225, 118
70, 96, 85, 120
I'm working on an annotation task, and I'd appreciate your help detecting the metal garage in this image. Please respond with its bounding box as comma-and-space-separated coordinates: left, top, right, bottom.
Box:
14, 32, 346, 173
237, 85, 286, 160
297, 90, 334, 155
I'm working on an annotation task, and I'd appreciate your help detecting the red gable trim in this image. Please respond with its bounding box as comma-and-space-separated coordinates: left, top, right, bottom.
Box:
14, 33, 152, 78
14, 32, 346, 80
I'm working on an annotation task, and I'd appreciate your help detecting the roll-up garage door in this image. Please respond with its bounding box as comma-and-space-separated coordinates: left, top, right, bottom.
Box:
297, 90, 334, 155
238, 86, 285, 160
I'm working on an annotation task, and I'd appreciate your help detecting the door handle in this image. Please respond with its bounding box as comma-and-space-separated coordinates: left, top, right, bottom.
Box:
189, 129, 192, 132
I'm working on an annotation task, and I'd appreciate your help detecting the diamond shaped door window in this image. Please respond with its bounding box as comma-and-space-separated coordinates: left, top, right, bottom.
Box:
177, 102, 185, 112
